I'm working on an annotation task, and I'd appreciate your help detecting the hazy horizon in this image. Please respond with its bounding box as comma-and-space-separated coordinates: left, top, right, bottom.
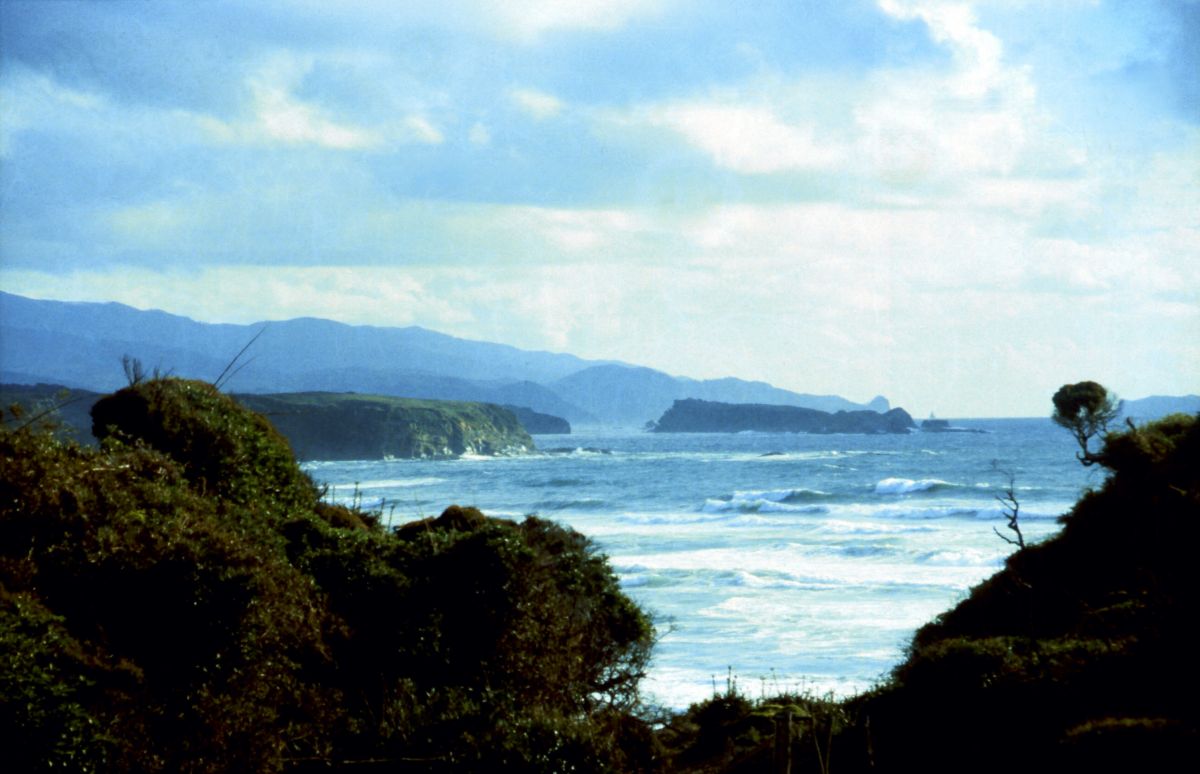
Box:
1, 1, 1197, 417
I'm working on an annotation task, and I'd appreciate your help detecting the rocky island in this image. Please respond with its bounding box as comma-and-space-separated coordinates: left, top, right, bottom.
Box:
649, 398, 916, 434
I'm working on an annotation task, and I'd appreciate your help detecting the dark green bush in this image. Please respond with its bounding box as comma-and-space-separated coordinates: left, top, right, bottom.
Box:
1, 378, 655, 772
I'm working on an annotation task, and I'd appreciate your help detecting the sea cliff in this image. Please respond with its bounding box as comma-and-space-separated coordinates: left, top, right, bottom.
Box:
650, 398, 915, 434
235, 392, 534, 460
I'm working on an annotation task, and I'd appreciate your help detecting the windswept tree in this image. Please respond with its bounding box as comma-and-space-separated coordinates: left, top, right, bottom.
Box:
1051, 381, 1121, 465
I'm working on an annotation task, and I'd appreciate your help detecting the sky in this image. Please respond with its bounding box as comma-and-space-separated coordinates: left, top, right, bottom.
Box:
1, 0, 1197, 417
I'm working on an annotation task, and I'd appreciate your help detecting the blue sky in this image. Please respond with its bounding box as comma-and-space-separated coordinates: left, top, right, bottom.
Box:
1, 0, 1196, 416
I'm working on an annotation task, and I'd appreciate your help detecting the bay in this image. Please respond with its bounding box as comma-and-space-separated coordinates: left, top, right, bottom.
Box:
304, 418, 1100, 709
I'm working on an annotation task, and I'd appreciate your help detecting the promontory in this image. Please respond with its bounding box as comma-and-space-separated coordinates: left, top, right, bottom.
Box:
232, 392, 534, 460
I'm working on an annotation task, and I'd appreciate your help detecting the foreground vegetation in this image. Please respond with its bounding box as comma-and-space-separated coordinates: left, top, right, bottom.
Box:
3, 377, 1196, 771
1, 378, 653, 772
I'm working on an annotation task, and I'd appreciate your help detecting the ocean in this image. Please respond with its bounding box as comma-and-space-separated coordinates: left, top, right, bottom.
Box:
303, 418, 1101, 710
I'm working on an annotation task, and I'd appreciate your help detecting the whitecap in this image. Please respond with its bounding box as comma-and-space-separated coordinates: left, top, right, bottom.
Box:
352, 477, 445, 489
874, 477, 952, 495
820, 519, 936, 535
702, 498, 828, 515
916, 549, 1002, 567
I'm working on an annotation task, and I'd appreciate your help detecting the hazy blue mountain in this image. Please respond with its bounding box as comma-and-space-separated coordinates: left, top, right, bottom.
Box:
682, 376, 889, 414
0, 291, 604, 388
484, 380, 596, 424
1, 292, 883, 425
0, 292, 600, 419
501, 405, 571, 435
551, 365, 683, 426
272, 370, 596, 423
552, 364, 885, 426
1122, 394, 1200, 421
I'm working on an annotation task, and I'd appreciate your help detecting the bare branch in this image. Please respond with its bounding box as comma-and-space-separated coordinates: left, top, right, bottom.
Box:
122, 355, 147, 387
991, 460, 1025, 550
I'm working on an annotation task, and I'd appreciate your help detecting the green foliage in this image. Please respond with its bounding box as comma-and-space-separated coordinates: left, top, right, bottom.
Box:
91, 379, 317, 512
1051, 381, 1121, 464
656, 681, 849, 774
1, 397, 334, 772
1093, 411, 1196, 477
1, 378, 654, 772
0, 588, 119, 773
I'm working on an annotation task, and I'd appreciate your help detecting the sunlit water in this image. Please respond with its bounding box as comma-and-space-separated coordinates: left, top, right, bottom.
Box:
304, 419, 1100, 709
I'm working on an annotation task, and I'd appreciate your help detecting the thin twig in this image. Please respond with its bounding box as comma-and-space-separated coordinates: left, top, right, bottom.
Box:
214, 325, 267, 390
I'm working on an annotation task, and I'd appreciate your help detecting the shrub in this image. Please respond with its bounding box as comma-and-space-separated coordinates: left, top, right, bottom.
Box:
2, 378, 655, 771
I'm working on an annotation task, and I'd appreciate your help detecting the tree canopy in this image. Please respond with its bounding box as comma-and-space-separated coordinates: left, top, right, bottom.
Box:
1051, 381, 1122, 464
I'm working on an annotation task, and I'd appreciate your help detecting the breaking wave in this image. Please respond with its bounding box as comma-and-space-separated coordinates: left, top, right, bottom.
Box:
874, 477, 956, 495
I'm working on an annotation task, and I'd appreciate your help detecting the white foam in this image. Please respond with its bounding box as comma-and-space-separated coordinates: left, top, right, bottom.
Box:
821, 519, 936, 534
611, 546, 985, 591
619, 510, 748, 525
702, 498, 828, 515
916, 548, 1002, 567
874, 477, 952, 494
740, 487, 829, 502
352, 477, 445, 489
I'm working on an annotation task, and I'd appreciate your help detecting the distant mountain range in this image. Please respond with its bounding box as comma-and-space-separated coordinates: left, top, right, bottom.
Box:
0, 292, 888, 426
1121, 395, 1200, 421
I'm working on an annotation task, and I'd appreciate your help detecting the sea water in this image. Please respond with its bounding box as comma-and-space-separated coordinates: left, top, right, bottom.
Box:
304, 418, 1101, 709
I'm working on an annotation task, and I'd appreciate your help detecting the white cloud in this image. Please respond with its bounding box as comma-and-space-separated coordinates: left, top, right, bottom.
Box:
878, 0, 1006, 98
401, 115, 444, 144
614, 0, 1051, 194
648, 103, 846, 173
193, 52, 451, 150
852, 1, 1045, 185
249, 85, 381, 149
510, 87, 565, 119
483, 0, 671, 42
0, 68, 107, 157
531, 208, 649, 253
